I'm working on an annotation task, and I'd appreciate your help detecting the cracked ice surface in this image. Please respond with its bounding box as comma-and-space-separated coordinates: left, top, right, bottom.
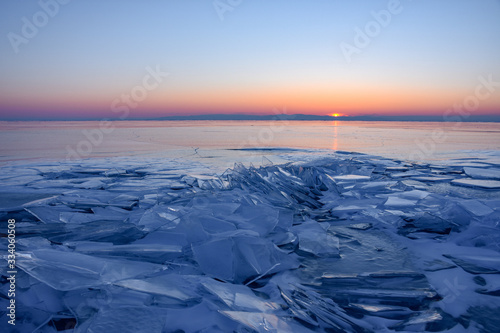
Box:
1, 152, 500, 332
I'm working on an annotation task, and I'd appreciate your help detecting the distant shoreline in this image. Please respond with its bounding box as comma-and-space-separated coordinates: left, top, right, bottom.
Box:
1, 114, 500, 122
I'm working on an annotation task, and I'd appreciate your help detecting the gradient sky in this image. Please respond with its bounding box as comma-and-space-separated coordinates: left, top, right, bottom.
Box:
0, 0, 499, 120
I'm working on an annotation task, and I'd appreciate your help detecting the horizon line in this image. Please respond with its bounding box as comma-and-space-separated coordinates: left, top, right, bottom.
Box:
1, 113, 500, 122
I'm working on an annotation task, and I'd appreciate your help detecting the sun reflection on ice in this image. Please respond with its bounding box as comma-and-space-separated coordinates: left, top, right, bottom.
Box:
332, 120, 338, 151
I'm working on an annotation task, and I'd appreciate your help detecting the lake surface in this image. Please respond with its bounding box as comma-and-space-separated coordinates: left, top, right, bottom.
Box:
2, 120, 500, 331
1, 120, 499, 167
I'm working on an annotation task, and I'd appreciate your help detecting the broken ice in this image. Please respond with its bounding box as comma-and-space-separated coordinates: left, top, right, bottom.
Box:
1, 152, 500, 332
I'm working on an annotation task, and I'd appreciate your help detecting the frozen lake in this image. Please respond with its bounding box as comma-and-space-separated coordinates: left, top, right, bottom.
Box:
1, 121, 500, 332
1, 120, 500, 167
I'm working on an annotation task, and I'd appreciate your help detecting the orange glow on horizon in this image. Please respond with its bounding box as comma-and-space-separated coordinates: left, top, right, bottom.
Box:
1, 83, 500, 119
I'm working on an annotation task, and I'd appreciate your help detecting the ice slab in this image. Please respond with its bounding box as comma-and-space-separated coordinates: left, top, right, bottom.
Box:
464, 167, 500, 180
17, 249, 165, 290
0, 192, 57, 211
443, 253, 500, 274
115, 275, 199, 302
293, 222, 340, 258
451, 178, 500, 189
399, 213, 454, 236
384, 196, 417, 207
330, 175, 370, 181
412, 176, 452, 182
458, 199, 495, 217
192, 233, 298, 283
202, 279, 280, 312
73, 242, 183, 263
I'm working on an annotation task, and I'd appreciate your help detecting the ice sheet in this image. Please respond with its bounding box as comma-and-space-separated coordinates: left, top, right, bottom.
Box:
2, 151, 500, 332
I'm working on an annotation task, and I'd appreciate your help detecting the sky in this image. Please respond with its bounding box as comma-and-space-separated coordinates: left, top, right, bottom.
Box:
0, 0, 499, 120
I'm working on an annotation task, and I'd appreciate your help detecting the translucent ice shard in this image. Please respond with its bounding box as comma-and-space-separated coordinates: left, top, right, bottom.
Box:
137, 206, 179, 231
202, 279, 280, 312
192, 232, 298, 283
293, 222, 340, 258
115, 275, 199, 302
17, 249, 165, 291
192, 238, 234, 281
231, 203, 280, 236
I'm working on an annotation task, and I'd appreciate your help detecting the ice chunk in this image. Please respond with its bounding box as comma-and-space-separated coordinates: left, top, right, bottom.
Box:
192, 232, 298, 283
73, 242, 183, 263
458, 199, 495, 217
422, 259, 456, 272
16, 236, 53, 250
25, 206, 66, 224
91, 206, 130, 219
359, 181, 398, 190
464, 167, 500, 180
231, 204, 280, 236
17, 249, 165, 291
115, 275, 199, 302
192, 238, 235, 282
346, 223, 372, 230
398, 190, 430, 200
399, 213, 453, 236
330, 175, 370, 181
390, 171, 423, 178
451, 178, 500, 189
75, 178, 106, 189
467, 306, 500, 333
199, 215, 238, 234
278, 285, 370, 332
60, 211, 107, 224
136, 205, 179, 231
295, 225, 340, 258
392, 310, 443, 329
385, 166, 409, 171
412, 176, 452, 182
0, 192, 57, 211
202, 279, 280, 312
443, 253, 500, 274
48, 220, 144, 244
348, 303, 413, 320
384, 196, 417, 207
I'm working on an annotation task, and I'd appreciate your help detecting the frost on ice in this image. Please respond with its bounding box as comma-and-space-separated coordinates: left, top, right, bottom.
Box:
1, 153, 500, 332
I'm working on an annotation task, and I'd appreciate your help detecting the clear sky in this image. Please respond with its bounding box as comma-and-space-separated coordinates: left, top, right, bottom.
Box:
0, 0, 499, 120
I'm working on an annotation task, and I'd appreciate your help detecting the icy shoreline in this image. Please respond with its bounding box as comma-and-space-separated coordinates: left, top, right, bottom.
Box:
1, 152, 500, 332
